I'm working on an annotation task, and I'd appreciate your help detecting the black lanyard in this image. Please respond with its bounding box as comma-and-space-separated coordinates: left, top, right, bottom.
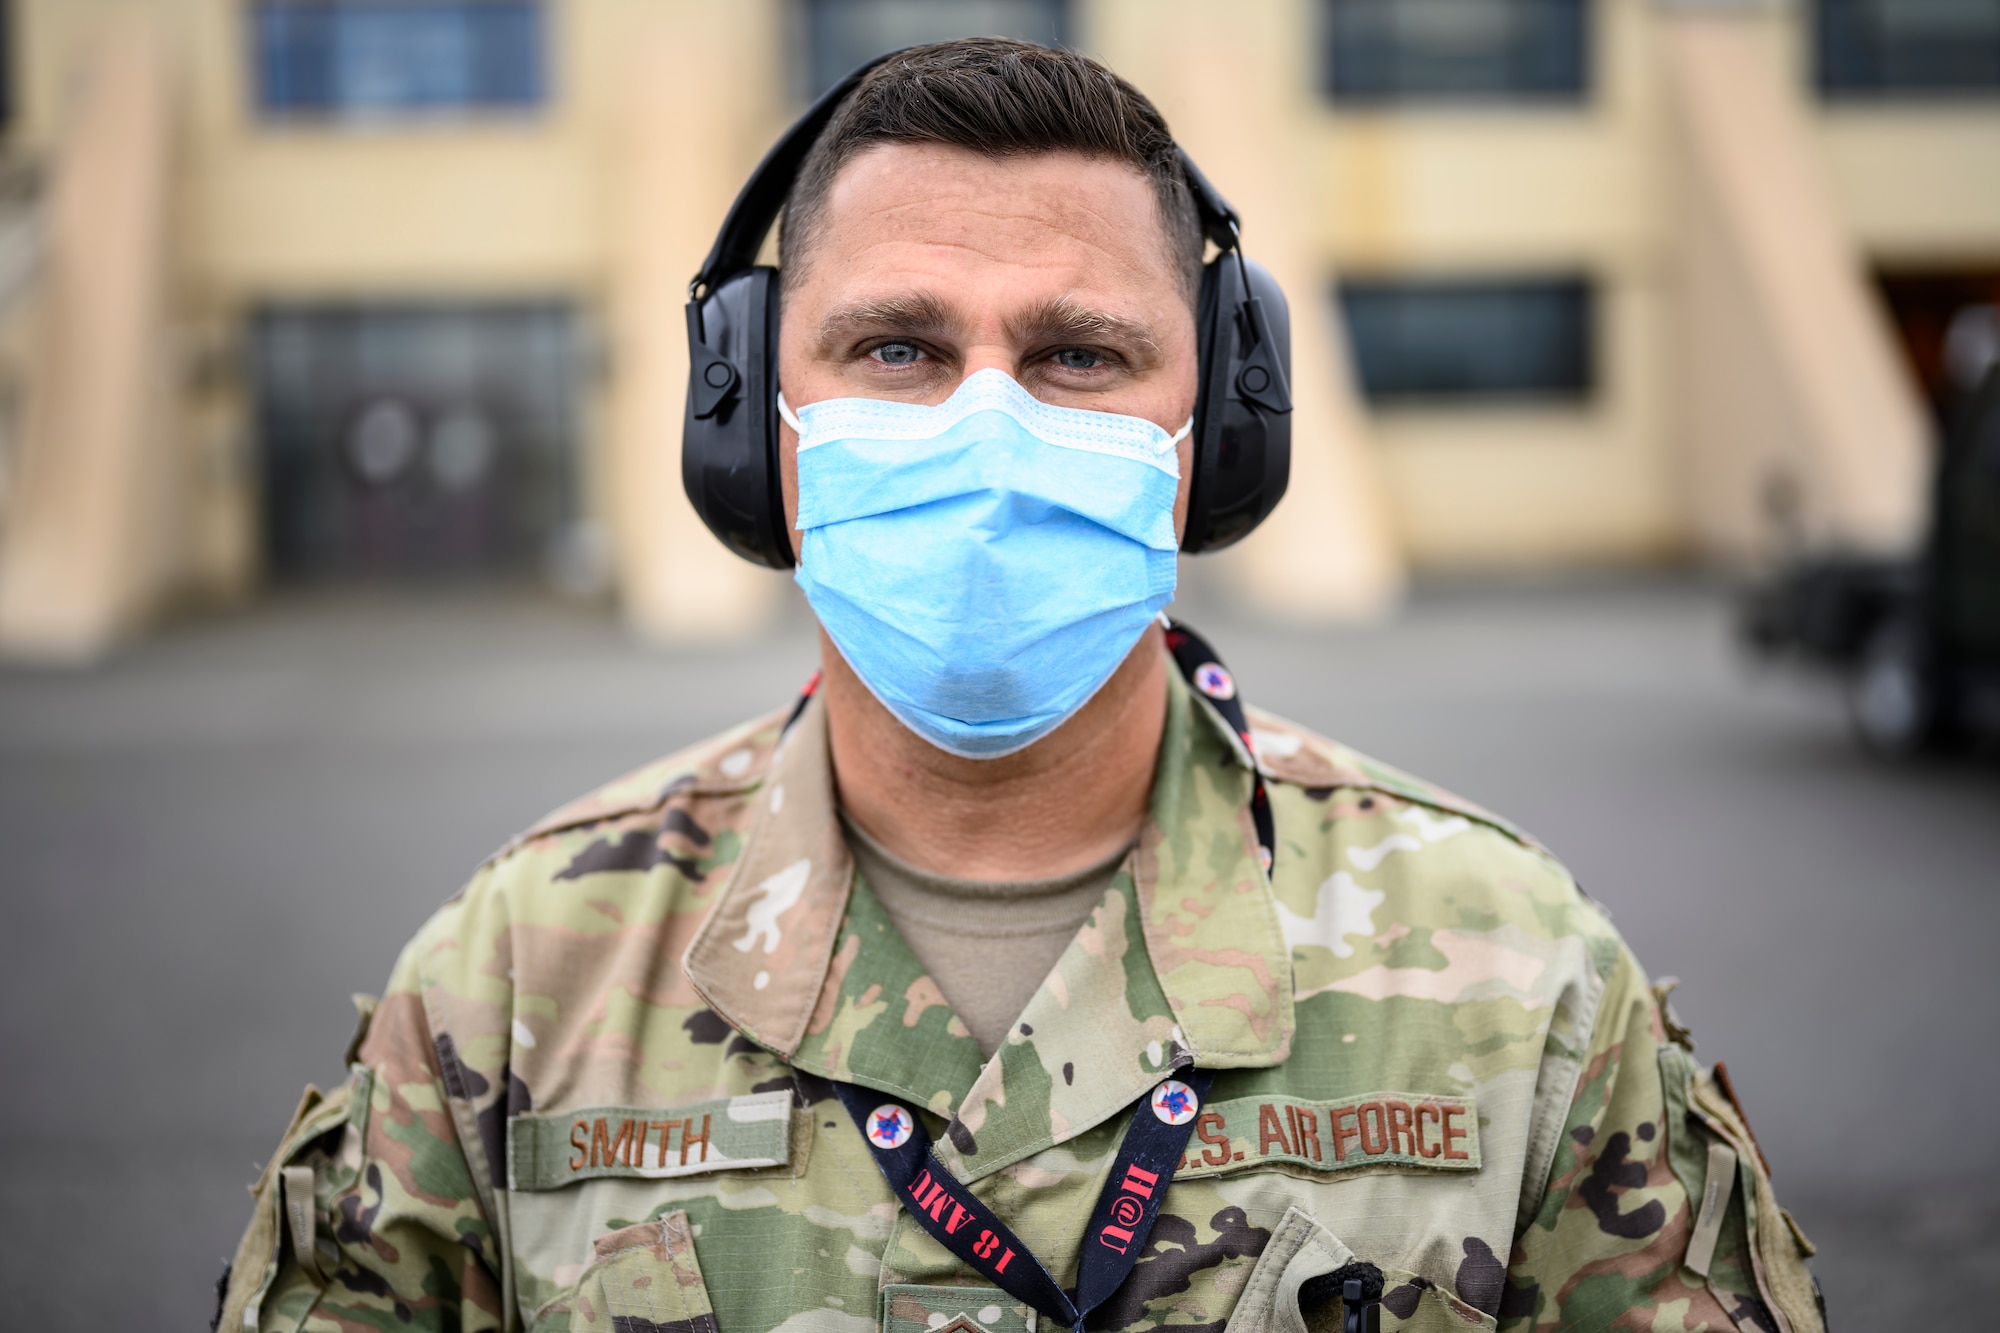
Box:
835, 1070, 1217, 1333
785, 621, 1271, 1330
1160, 619, 1275, 874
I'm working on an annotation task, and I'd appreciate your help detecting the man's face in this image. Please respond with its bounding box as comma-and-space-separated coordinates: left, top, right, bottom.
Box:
775, 143, 1201, 559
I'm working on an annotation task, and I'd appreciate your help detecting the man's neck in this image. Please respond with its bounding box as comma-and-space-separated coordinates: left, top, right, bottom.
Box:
823, 625, 1168, 881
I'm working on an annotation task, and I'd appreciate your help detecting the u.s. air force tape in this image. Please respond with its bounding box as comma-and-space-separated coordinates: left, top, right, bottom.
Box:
507, 1091, 793, 1190
1173, 1092, 1480, 1178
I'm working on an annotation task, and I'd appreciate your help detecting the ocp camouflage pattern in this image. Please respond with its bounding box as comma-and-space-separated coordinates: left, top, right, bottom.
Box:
221, 665, 1824, 1333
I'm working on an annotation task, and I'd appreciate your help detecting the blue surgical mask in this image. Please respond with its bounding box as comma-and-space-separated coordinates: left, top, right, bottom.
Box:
782, 368, 1190, 759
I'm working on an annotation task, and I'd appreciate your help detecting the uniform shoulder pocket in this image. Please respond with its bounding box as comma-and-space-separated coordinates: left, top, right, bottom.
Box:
533, 1210, 717, 1333
1689, 1062, 1824, 1333
1659, 1041, 1825, 1333
217, 1066, 374, 1332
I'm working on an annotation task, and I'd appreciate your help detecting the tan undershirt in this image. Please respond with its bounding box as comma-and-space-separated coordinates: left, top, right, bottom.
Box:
841, 815, 1132, 1058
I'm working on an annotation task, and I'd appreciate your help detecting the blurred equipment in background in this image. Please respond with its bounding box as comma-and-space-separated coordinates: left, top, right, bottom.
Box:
0, 0, 1995, 659
1745, 363, 2000, 755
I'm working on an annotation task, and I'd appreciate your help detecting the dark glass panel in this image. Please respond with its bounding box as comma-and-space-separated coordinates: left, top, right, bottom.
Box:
801, 0, 1070, 98
1339, 276, 1595, 403
253, 304, 580, 582
253, 1, 544, 117
1818, 0, 2000, 98
1322, 0, 1588, 104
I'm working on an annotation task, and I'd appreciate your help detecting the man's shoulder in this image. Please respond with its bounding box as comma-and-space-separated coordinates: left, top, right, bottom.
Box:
1246, 704, 1542, 853
1247, 704, 1617, 955
495, 703, 796, 862
408, 703, 795, 955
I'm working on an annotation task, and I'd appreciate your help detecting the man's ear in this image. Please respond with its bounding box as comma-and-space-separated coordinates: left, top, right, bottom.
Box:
779, 415, 803, 561
1172, 431, 1195, 544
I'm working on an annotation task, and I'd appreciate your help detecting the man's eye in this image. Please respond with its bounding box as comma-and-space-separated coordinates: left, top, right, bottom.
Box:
871, 342, 923, 366
1052, 347, 1104, 371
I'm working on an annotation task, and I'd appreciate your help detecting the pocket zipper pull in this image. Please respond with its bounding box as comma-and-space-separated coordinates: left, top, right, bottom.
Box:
1298, 1260, 1383, 1330
1342, 1277, 1381, 1333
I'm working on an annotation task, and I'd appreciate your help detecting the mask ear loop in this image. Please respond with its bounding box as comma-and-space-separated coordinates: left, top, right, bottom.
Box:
1161, 418, 1194, 595
776, 390, 804, 436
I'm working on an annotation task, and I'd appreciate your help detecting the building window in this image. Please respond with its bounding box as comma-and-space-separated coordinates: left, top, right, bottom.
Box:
252, 1, 545, 119
799, 0, 1070, 99
1320, 0, 1588, 104
253, 304, 581, 582
1875, 270, 2000, 424
1338, 276, 1595, 405
1817, 0, 2000, 98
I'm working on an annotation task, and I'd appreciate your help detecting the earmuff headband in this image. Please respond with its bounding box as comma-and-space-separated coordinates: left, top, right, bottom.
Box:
696, 56, 1250, 302
692, 51, 909, 301
683, 50, 1293, 569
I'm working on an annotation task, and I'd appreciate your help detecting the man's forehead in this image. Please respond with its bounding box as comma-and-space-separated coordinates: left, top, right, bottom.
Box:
800, 143, 1181, 292
823, 141, 1157, 225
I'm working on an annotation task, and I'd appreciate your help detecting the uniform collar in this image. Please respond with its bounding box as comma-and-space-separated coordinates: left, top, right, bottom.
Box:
681, 660, 1295, 1178
679, 693, 852, 1059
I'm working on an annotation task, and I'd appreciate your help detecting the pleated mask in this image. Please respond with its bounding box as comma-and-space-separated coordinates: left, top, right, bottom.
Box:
784, 368, 1187, 759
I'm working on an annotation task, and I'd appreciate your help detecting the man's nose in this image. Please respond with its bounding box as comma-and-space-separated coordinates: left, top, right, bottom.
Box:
959, 345, 1020, 384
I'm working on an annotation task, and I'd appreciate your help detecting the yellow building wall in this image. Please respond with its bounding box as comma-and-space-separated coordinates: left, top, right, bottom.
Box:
178, 3, 606, 294
2, 0, 1997, 656
0, 12, 178, 656
7, 0, 801, 637
1089, 0, 1403, 618
1303, 0, 1996, 573
177, 0, 617, 610
1665, 6, 1930, 566
1819, 109, 2000, 264
1314, 0, 1680, 569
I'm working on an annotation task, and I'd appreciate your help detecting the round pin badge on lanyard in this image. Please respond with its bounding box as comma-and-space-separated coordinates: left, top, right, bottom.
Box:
866, 1104, 914, 1150
1150, 1079, 1199, 1126
1192, 662, 1236, 701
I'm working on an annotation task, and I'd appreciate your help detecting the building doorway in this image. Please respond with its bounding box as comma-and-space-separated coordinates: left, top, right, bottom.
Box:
1876, 269, 2000, 430
252, 303, 581, 584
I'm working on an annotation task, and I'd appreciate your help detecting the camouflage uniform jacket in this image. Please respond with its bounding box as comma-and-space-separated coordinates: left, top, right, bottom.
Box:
222, 665, 1824, 1333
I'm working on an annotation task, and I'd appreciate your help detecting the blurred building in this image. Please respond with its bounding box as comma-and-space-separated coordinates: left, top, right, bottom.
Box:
0, 0, 1994, 657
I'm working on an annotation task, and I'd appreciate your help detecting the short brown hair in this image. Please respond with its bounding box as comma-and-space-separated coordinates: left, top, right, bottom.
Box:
779, 39, 1204, 304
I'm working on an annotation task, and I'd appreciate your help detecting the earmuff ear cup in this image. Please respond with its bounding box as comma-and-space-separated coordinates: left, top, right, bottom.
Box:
1182, 255, 1293, 554
682, 266, 793, 569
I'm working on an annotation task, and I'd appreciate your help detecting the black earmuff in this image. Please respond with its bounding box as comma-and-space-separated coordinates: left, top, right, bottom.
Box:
1178, 152, 1294, 555
683, 56, 1292, 570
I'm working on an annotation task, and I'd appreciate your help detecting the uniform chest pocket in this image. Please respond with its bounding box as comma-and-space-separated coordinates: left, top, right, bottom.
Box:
542, 1211, 718, 1333
507, 1092, 808, 1326
1224, 1207, 1495, 1333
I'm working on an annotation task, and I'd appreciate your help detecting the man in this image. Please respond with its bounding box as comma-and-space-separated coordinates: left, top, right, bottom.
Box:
220, 40, 1823, 1333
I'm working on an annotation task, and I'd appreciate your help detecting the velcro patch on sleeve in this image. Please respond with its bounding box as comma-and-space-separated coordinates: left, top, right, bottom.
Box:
508, 1091, 792, 1191
1174, 1093, 1480, 1178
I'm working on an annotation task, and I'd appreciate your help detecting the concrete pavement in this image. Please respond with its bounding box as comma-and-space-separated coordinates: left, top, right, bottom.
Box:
1, 580, 1994, 1325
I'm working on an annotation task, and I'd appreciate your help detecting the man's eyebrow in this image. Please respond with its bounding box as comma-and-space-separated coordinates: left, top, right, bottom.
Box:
815, 293, 957, 350
1008, 297, 1160, 358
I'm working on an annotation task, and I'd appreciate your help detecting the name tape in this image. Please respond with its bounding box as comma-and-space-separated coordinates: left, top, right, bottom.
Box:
1174, 1092, 1480, 1178
508, 1091, 792, 1191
